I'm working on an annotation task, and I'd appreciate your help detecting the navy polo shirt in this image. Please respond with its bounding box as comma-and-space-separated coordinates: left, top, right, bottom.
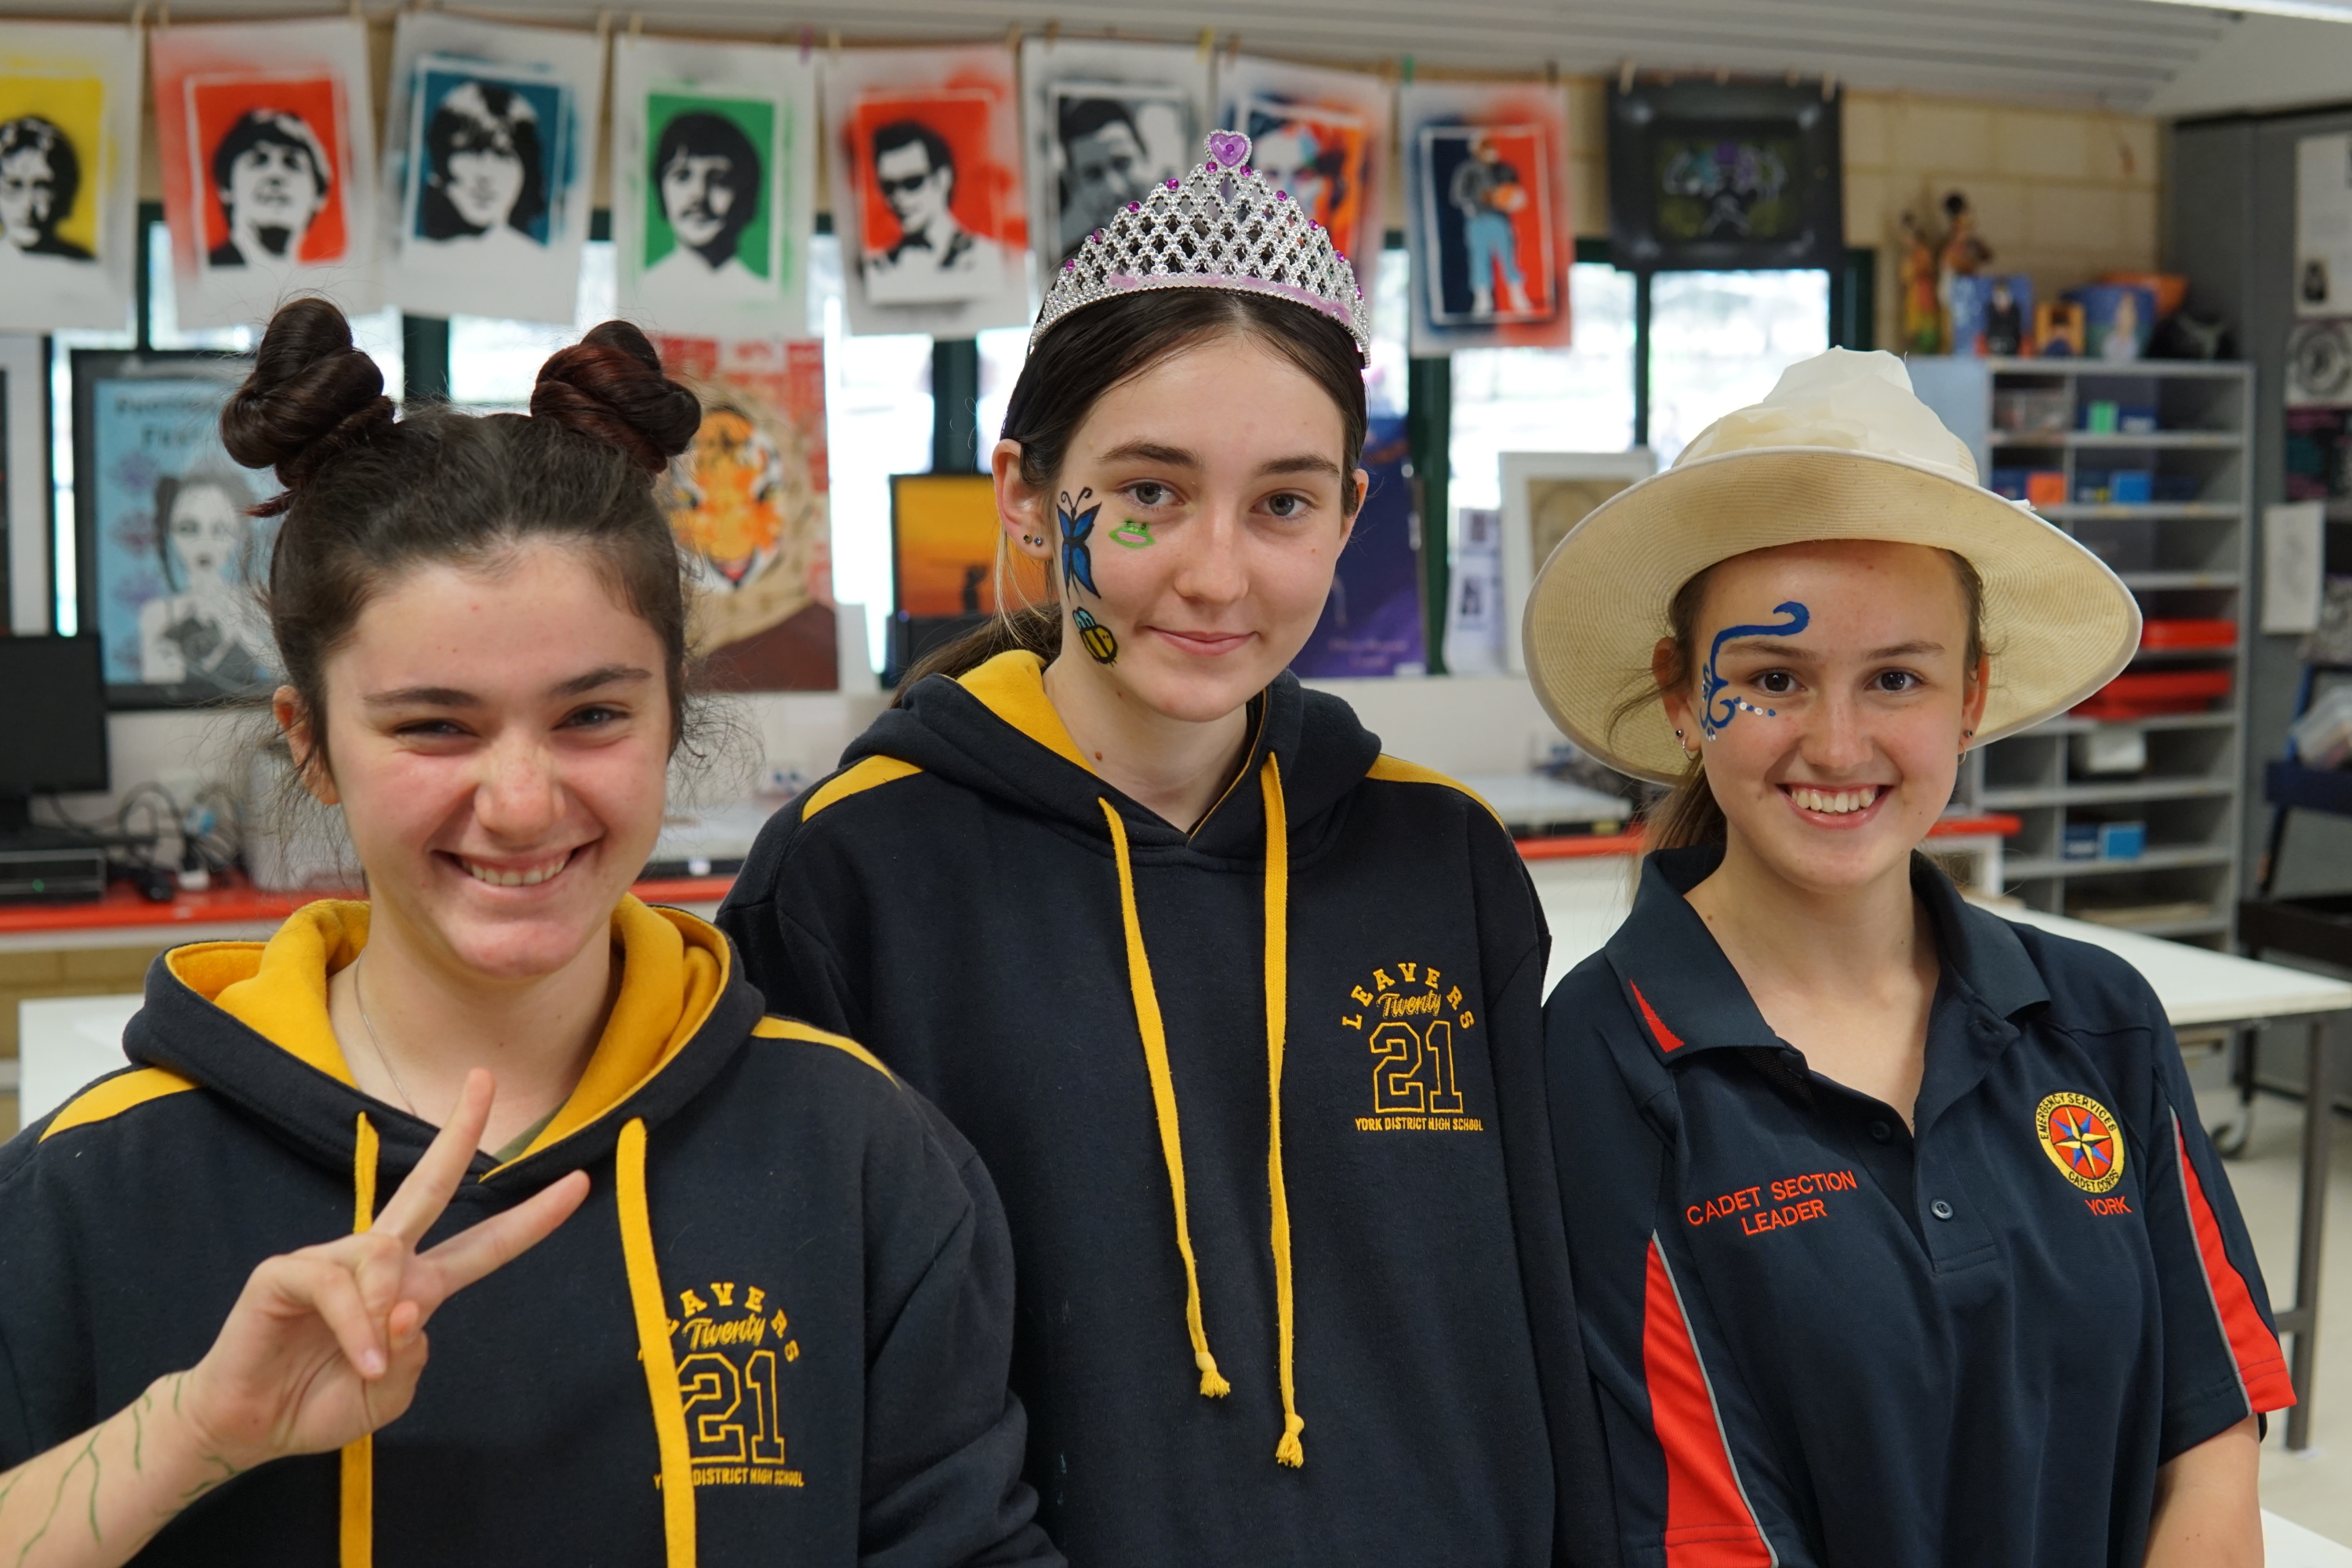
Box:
1549, 845, 2292, 1568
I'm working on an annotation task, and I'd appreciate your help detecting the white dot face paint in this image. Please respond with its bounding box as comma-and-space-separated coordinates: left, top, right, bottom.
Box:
1698, 601, 1809, 739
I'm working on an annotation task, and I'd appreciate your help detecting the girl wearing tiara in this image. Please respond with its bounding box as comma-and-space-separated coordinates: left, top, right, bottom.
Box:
0, 299, 1055, 1568
721, 134, 1613, 1566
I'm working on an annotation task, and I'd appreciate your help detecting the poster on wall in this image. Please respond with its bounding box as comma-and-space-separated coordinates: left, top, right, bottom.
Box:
648, 334, 835, 691
1214, 56, 1388, 326
615, 36, 815, 340
1399, 82, 1573, 357
151, 18, 377, 330
2, 336, 45, 633
1291, 416, 1424, 677
1020, 38, 1210, 268
1499, 449, 1657, 673
823, 45, 1028, 337
2298, 133, 2352, 318
379, 13, 602, 325
0, 22, 140, 332
71, 350, 270, 707
1605, 77, 1842, 273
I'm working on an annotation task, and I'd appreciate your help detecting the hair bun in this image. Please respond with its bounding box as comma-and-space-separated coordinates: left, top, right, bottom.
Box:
531, 321, 701, 476
220, 296, 396, 515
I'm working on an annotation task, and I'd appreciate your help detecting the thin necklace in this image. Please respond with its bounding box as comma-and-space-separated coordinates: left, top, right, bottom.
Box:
353, 954, 421, 1117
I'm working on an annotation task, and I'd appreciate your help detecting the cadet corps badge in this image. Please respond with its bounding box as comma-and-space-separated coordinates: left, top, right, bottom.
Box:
2035, 1091, 2125, 1194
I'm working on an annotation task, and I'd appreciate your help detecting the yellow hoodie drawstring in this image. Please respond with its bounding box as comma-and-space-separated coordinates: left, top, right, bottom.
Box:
618, 1117, 698, 1568
1101, 798, 1232, 1400
1098, 753, 1306, 1465
1259, 757, 1305, 1468
340, 1113, 378, 1568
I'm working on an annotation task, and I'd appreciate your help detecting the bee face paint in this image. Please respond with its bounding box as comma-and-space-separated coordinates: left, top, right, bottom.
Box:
1058, 488, 1102, 598
1699, 600, 1810, 739
1073, 606, 1118, 664
1110, 518, 1154, 548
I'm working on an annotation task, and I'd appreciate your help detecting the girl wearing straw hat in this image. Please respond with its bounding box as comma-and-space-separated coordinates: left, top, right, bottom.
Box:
1530, 348, 2286, 1565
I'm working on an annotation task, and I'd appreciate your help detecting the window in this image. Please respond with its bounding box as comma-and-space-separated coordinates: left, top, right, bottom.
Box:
1646, 269, 1830, 464
810, 234, 932, 670
448, 241, 615, 408
1447, 262, 1637, 511
974, 326, 1025, 470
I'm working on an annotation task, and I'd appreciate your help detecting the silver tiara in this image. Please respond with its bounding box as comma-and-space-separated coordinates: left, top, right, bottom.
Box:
1030, 130, 1371, 362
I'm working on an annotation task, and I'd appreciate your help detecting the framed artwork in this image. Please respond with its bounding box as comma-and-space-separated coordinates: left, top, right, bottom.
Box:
379, 13, 603, 325
1500, 449, 1656, 674
2, 333, 48, 632
0, 21, 140, 332
824, 45, 1028, 337
1291, 416, 1424, 678
1606, 78, 1842, 273
1021, 38, 1210, 268
151, 18, 378, 329
1400, 82, 1574, 356
1216, 56, 1388, 318
888, 471, 1046, 677
615, 35, 815, 339
650, 336, 836, 691
71, 348, 270, 708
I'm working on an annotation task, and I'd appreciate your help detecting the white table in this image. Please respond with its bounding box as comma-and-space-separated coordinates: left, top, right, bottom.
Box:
2272, 1510, 2352, 1566
1528, 855, 2352, 1449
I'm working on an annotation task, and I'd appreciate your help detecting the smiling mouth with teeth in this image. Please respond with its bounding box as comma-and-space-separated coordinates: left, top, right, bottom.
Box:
459, 849, 578, 887
1785, 785, 1886, 815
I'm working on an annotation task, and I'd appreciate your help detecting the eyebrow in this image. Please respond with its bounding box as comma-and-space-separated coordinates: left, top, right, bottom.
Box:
1718, 638, 1947, 660
362, 666, 653, 708
1258, 453, 1345, 481
1098, 440, 1200, 469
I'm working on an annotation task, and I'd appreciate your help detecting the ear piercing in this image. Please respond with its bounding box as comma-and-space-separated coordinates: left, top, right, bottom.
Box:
1020, 533, 1044, 547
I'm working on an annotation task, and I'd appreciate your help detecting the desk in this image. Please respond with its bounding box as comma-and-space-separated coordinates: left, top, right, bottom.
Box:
1527, 855, 2352, 1450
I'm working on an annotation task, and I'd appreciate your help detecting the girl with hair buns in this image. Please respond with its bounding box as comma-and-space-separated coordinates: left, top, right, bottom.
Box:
0, 298, 1056, 1568
720, 134, 1613, 1566
1533, 350, 2285, 1566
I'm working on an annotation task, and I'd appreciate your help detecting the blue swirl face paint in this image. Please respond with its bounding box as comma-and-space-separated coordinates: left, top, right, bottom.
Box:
1058, 488, 1102, 598
1698, 601, 1810, 739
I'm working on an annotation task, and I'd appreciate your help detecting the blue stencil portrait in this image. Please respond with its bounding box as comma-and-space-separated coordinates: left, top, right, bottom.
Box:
409, 61, 572, 246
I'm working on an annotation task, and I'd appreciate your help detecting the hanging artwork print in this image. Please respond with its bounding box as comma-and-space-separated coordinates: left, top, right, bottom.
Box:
379, 13, 602, 324
825, 45, 1028, 337
0, 22, 140, 332
1399, 82, 1573, 356
1020, 38, 1210, 268
151, 18, 377, 329
648, 334, 835, 691
615, 36, 815, 339
1291, 416, 1424, 678
1214, 56, 1388, 318
1606, 77, 1842, 273
71, 349, 270, 707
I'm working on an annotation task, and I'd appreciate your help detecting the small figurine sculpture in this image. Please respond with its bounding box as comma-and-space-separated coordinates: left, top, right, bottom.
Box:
1899, 210, 1941, 354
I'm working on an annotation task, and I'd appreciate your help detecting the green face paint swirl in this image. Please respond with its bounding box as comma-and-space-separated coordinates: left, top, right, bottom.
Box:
1110, 518, 1154, 548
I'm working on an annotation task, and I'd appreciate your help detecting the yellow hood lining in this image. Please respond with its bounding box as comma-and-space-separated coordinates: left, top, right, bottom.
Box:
166, 898, 731, 1171
957, 651, 1094, 775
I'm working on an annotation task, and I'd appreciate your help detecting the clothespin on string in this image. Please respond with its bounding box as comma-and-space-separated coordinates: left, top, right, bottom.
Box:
1821, 71, 1838, 101
1044, 19, 1060, 49
1006, 24, 1022, 53
1617, 57, 1635, 94
1400, 54, 1414, 85
626, 12, 641, 35
799, 24, 813, 63
1196, 27, 1214, 61
129, 1, 147, 32
827, 27, 840, 64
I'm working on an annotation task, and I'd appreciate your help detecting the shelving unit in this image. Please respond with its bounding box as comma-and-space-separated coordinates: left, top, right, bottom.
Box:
1910, 357, 2253, 948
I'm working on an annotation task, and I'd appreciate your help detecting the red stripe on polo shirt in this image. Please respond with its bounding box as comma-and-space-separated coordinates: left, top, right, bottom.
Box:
1642, 1237, 1775, 1566
1632, 981, 1686, 1054
2174, 1120, 2295, 1413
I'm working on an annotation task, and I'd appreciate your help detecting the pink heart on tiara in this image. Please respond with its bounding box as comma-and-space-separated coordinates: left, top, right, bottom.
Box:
1206, 130, 1250, 169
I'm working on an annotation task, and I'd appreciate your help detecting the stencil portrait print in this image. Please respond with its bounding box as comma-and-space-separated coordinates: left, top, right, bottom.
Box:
187, 72, 347, 267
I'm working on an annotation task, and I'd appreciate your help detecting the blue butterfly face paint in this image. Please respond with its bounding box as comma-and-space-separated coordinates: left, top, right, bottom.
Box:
1058, 488, 1102, 598
1698, 601, 1810, 739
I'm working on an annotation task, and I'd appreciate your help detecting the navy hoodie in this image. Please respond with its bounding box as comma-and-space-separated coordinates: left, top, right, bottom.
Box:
720, 650, 1617, 1567
0, 898, 1059, 1567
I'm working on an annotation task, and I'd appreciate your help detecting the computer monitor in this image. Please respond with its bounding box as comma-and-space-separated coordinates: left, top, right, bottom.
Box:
0, 637, 109, 837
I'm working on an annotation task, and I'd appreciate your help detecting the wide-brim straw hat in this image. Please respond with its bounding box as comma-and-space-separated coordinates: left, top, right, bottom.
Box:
1522, 348, 2141, 785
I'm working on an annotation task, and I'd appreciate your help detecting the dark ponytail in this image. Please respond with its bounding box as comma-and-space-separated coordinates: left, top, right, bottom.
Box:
228, 297, 702, 777
895, 287, 1368, 697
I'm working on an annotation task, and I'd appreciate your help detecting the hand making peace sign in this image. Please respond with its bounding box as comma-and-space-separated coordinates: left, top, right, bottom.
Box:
178, 1069, 590, 1473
